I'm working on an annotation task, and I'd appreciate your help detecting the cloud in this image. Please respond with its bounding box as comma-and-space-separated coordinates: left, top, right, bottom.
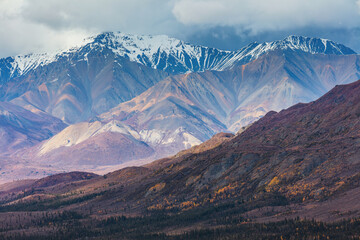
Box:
0, 0, 181, 57
0, 0, 92, 57
172, 0, 360, 34
21, 0, 178, 33
0, 0, 359, 57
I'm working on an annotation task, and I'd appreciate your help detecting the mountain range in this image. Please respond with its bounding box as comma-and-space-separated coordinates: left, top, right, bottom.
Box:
0, 32, 359, 181
1, 34, 356, 124
0, 79, 358, 238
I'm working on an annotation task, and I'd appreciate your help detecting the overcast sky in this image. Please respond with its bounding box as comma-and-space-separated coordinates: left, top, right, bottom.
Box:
0, 0, 360, 57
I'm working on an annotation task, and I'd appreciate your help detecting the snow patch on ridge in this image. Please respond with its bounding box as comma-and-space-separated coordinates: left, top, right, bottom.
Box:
39, 120, 202, 157
182, 132, 202, 148
38, 120, 138, 156
139, 127, 201, 148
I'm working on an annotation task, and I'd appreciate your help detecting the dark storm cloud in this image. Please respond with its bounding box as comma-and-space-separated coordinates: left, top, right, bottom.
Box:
0, 0, 359, 57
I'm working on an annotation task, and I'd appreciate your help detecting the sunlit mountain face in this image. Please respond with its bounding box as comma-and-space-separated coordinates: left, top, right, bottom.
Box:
1, 0, 360, 237
0, 32, 359, 182
0, 80, 359, 239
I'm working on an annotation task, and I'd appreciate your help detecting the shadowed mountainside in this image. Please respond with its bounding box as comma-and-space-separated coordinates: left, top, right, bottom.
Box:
0, 102, 66, 155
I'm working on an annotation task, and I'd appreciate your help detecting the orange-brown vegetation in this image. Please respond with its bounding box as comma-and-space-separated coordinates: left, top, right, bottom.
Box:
0, 80, 359, 238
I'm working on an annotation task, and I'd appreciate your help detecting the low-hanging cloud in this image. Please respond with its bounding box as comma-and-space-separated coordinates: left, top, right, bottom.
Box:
0, 0, 180, 57
0, 0, 360, 57
172, 0, 360, 34
21, 0, 178, 33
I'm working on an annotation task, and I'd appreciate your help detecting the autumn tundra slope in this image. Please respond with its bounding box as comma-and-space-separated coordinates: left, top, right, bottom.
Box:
0, 79, 359, 236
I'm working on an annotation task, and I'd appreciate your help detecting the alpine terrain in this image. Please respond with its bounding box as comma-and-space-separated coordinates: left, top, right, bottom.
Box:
0, 33, 359, 181
0, 79, 359, 239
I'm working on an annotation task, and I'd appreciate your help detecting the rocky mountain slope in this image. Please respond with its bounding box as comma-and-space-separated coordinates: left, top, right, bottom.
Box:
0, 33, 359, 182
0, 102, 66, 155
105, 79, 360, 218
5, 50, 168, 124
104, 49, 360, 132
30, 49, 360, 174
0, 80, 359, 239
0, 34, 355, 125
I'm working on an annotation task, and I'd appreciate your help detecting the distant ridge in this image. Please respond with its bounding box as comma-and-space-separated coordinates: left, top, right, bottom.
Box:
1, 33, 356, 79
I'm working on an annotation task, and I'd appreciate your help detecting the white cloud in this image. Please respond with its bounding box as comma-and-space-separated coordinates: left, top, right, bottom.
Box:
172, 0, 360, 34
21, 0, 177, 32
0, 0, 359, 57
0, 0, 180, 57
357, 0, 360, 12
172, 1, 228, 25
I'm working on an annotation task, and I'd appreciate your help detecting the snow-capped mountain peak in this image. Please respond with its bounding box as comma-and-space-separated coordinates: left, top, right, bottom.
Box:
93, 32, 185, 55
2, 33, 356, 79
8, 37, 94, 77
277, 35, 355, 55
229, 35, 356, 68
87, 31, 234, 73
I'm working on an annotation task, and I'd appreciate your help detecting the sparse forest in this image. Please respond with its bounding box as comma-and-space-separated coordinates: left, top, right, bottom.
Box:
0, 204, 359, 239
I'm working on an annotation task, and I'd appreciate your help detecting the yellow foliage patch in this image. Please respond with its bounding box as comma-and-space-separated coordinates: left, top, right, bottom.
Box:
268, 176, 280, 187
149, 182, 166, 192
216, 183, 237, 195
180, 200, 199, 210
147, 204, 165, 211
